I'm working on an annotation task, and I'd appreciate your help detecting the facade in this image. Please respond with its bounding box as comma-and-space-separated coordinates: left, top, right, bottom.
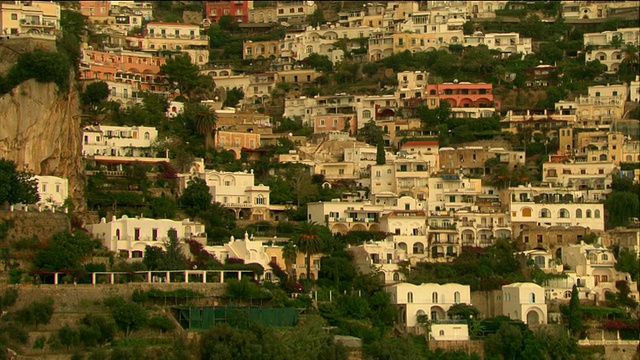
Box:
34, 175, 68, 208
181, 170, 271, 221
215, 130, 261, 156
0, 1, 60, 35
88, 215, 206, 259
542, 161, 617, 190
307, 200, 384, 234
386, 283, 472, 329
439, 146, 525, 177
126, 22, 209, 65
243, 39, 279, 60
463, 32, 532, 56
502, 283, 547, 325
395, 71, 429, 101
82, 125, 162, 161
348, 240, 405, 284
205, 1, 251, 24
426, 82, 498, 110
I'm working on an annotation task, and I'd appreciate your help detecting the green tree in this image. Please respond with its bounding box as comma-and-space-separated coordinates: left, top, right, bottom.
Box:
357, 120, 384, 145
149, 195, 178, 219
147, 315, 175, 333
162, 228, 188, 270
304, 53, 333, 73
218, 15, 239, 32
604, 191, 639, 228
615, 248, 639, 281
200, 202, 236, 242
80, 81, 110, 110
180, 177, 212, 217
190, 104, 219, 149
108, 299, 147, 337
294, 222, 324, 281
284, 166, 318, 207
282, 241, 297, 281
0, 159, 39, 206
223, 87, 244, 108
143, 245, 165, 271
15, 298, 55, 330
568, 284, 582, 336
484, 323, 524, 360
308, 8, 326, 26
57, 323, 80, 350
376, 140, 386, 165
34, 230, 98, 271
447, 303, 480, 321
79, 314, 116, 347
161, 55, 213, 97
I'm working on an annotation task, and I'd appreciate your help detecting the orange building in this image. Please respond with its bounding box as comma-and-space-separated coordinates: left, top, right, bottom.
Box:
313, 114, 356, 135
80, 49, 169, 93
426, 82, 499, 110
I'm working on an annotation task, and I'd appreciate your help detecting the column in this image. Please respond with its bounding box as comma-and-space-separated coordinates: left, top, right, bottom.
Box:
202, 271, 207, 283
91, 273, 96, 285
147, 271, 152, 283
54, 273, 59, 285
110, 273, 115, 284
166, 271, 170, 283
185, 270, 189, 283
237, 271, 242, 280
220, 271, 224, 283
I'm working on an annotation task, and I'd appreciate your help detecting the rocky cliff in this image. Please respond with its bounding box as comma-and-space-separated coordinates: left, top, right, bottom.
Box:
0, 79, 84, 210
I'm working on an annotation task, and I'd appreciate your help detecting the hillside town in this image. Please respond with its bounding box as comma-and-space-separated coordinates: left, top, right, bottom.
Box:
0, 1, 639, 359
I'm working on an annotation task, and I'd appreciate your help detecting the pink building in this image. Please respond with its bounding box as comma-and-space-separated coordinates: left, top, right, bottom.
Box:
426, 82, 499, 110
80, 1, 110, 18
313, 115, 356, 135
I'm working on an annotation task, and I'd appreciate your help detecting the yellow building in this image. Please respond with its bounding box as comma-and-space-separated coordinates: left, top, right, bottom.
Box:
0, 0, 60, 35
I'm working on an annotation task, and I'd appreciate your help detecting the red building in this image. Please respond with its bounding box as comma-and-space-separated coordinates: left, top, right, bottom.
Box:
426, 82, 499, 110
205, 1, 250, 24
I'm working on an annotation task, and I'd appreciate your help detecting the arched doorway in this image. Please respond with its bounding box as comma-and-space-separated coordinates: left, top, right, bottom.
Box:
526, 309, 540, 324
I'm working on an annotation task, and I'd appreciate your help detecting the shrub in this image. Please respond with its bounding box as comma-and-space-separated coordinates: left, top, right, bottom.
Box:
147, 315, 175, 333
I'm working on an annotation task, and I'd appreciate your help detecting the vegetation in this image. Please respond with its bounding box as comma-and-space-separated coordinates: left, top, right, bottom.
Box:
0, 159, 39, 206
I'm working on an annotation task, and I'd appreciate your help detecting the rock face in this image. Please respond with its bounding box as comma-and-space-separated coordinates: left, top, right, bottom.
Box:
0, 79, 84, 209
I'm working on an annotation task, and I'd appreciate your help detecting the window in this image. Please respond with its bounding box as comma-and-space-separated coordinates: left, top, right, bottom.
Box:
522, 208, 532, 217
224, 8, 229, 15
255, 195, 266, 205
557, 234, 563, 243
432, 292, 438, 303
454, 291, 460, 304
601, 254, 608, 261
152, 229, 158, 241
134, 228, 141, 240
55, 185, 60, 193
11, 14, 17, 20
586, 210, 592, 218
594, 209, 601, 218
576, 209, 582, 218
559, 209, 569, 218
540, 208, 551, 218
408, 292, 413, 303
537, 235, 543, 243
530, 293, 536, 303
439, 330, 445, 336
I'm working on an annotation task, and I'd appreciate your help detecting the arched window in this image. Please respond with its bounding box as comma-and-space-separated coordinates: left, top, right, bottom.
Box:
576, 209, 582, 218
564, 290, 572, 299
586, 210, 592, 218
362, 110, 371, 119
559, 209, 569, 218
144, 132, 150, 140
454, 291, 460, 304
522, 207, 532, 217
408, 292, 413, 303
393, 272, 400, 281
594, 209, 601, 218
115, 229, 120, 240
306, 45, 313, 54
540, 208, 551, 218
432, 292, 438, 303
530, 293, 536, 303
601, 254, 608, 261
439, 330, 445, 336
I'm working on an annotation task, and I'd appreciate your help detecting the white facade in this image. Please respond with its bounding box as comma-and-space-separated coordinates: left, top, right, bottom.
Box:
82, 125, 160, 158
0, 1, 60, 35
631, 75, 640, 103
88, 215, 206, 259
34, 175, 68, 208
181, 170, 270, 221
542, 161, 617, 190
387, 283, 472, 329
427, 176, 482, 213
463, 32, 532, 56
508, 186, 605, 231
583, 27, 640, 47
502, 282, 547, 325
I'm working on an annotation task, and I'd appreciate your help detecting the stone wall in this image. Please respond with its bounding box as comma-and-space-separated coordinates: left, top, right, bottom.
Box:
428, 340, 485, 358
0, 210, 70, 243
471, 290, 503, 319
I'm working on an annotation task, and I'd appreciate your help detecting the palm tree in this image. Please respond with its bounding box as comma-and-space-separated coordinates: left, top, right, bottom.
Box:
193, 106, 218, 149
282, 241, 297, 281
621, 44, 639, 68
293, 221, 324, 281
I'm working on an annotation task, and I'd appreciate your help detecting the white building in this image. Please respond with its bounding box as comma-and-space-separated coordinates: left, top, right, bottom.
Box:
348, 239, 406, 284
33, 175, 68, 208
386, 282, 471, 333
542, 161, 617, 191
463, 32, 533, 56
180, 169, 271, 221
502, 282, 547, 325
630, 75, 640, 103
427, 176, 483, 213
88, 215, 206, 259
583, 27, 639, 47
307, 200, 384, 234
508, 186, 605, 232
82, 124, 164, 162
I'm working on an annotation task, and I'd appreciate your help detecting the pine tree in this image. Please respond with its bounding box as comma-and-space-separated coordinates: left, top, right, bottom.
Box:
376, 141, 386, 165
568, 284, 582, 336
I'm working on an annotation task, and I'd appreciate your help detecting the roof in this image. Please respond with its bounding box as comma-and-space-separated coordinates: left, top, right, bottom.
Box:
402, 141, 439, 147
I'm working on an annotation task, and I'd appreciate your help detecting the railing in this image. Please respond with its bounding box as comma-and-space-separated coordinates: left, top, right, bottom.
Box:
429, 225, 457, 230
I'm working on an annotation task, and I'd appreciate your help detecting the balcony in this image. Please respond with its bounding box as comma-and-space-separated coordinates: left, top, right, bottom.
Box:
429, 224, 457, 231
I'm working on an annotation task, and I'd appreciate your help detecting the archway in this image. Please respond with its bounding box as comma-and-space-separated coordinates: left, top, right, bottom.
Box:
526, 309, 540, 324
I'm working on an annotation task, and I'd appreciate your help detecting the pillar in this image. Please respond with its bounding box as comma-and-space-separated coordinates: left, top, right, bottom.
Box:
147, 271, 152, 283
110, 273, 115, 284
237, 271, 242, 280
220, 271, 224, 283
54, 273, 59, 285
91, 273, 96, 285
166, 271, 170, 283
202, 271, 207, 283
185, 270, 189, 283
